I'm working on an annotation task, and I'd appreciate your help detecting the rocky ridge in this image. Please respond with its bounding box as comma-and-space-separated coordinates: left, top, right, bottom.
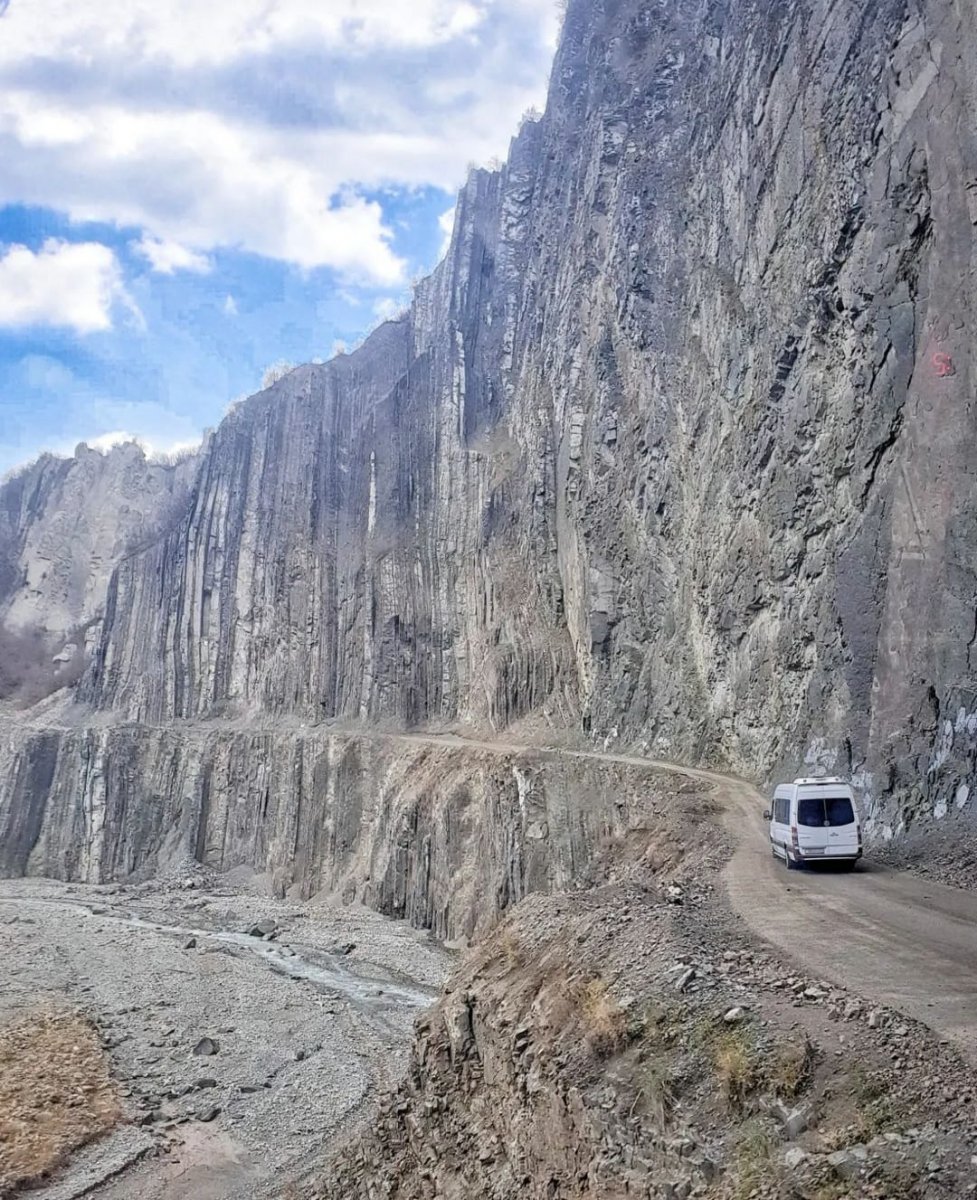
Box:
0, 443, 197, 645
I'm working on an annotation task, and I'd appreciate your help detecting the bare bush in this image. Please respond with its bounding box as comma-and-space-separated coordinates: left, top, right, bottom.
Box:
261, 360, 296, 389
579, 977, 628, 1056
151, 444, 199, 468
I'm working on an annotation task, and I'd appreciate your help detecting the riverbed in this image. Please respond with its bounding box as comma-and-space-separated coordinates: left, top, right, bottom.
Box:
0, 875, 451, 1199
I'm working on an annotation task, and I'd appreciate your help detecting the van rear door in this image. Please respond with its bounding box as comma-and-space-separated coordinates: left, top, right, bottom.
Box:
795, 792, 830, 858
823, 793, 859, 856
795, 789, 858, 858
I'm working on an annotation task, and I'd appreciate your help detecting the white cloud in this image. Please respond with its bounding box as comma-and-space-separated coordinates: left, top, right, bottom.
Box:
85, 431, 141, 453
1, 94, 406, 282
80, 431, 201, 461
1, 418, 204, 480
134, 235, 211, 274
0, 1, 557, 282
438, 205, 457, 257
0, 238, 137, 333
0, 1, 507, 67
223, 294, 238, 316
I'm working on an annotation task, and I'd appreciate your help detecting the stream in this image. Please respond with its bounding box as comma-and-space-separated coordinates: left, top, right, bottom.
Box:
7, 896, 439, 1016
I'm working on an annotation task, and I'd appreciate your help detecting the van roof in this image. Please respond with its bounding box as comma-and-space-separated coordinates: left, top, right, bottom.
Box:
793, 776, 849, 786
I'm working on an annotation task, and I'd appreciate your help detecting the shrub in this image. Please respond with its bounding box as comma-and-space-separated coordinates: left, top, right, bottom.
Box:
580, 978, 628, 1056
713, 1029, 761, 1110
771, 1037, 815, 1099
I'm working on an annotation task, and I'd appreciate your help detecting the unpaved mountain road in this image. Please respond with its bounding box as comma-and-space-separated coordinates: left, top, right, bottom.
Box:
718, 773, 977, 1064
3, 724, 977, 1198
387, 729, 977, 1063
19, 712, 977, 1063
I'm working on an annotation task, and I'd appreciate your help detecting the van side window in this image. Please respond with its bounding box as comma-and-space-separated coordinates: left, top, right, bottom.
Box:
774, 797, 789, 824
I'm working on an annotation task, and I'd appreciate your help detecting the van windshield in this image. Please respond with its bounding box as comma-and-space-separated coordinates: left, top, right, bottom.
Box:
797, 796, 856, 827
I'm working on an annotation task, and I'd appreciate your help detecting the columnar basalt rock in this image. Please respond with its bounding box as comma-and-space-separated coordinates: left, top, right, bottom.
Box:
0, 723, 681, 942
2, 0, 977, 887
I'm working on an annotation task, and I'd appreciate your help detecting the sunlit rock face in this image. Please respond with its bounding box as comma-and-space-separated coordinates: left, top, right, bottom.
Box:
1, 443, 197, 643
3, 0, 977, 884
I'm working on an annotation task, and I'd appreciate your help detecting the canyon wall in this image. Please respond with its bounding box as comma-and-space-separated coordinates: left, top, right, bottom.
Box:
2, 0, 977, 890
0, 721, 694, 942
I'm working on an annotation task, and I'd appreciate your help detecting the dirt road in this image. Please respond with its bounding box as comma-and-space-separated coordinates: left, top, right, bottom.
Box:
716, 773, 977, 1063
3, 723, 977, 1197
387, 729, 977, 1062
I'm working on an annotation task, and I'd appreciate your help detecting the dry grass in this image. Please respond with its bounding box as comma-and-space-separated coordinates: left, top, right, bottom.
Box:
579, 978, 628, 1057
713, 1029, 760, 1110
843, 1063, 896, 1140
497, 926, 524, 972
638, 1058, 675, 1128
730, 1120, 778, 1200
0, 1009, 122, 1193
770, 1036, 815, 1099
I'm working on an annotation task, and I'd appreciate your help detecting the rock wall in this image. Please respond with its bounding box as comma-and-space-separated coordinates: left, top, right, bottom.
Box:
0, 442, 197, 643
2, 0, 977, 879
0, 722, 683, 941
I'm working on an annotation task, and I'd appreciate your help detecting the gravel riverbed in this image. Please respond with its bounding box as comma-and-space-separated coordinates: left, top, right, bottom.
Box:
0, 875, 452, 1200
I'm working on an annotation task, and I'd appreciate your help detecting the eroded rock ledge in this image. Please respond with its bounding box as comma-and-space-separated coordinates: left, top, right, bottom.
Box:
0, 717, 698, 942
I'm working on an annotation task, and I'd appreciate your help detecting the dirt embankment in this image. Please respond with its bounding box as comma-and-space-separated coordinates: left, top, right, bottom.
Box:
312, 780, 977, 1200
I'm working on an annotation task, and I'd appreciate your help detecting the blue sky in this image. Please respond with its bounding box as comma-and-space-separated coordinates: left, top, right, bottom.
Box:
0, 0, 558, 475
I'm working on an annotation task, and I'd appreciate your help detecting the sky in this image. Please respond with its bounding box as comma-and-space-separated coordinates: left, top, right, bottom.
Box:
0, 0, 559, 476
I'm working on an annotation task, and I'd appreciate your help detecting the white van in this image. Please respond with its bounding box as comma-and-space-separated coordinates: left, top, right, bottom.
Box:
763, 777, 862, 870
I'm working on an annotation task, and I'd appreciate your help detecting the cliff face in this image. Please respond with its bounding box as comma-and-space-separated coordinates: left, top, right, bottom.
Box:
0, 726, 694, 941
2, 0, 977, 889
0, 443, 197, 642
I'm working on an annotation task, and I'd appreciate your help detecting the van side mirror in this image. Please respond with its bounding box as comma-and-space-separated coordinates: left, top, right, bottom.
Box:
763, 810, 771, 821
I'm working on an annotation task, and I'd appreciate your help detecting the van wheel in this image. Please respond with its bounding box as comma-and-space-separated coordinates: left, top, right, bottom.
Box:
784, 850, 796, 871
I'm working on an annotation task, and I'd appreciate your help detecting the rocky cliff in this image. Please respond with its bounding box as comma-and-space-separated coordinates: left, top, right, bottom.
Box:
2, 0, 977, 890
0, 725, 685, 942
0, 443, 197, 646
